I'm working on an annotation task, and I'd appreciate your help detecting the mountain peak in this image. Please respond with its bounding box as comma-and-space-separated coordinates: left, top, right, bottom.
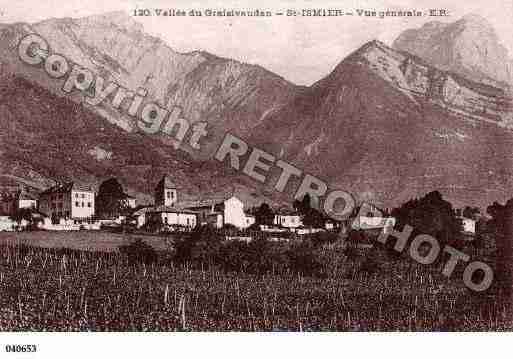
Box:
459, 13, 491, 27
75, 11, 144, 33
342, 39, 389, 61
393, 14, 512, 88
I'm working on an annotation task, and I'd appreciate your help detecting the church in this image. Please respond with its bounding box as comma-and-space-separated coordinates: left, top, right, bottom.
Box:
134, 175, 255, 230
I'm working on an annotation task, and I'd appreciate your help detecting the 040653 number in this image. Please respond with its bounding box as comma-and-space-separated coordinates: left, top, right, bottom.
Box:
5, 345, 37, 353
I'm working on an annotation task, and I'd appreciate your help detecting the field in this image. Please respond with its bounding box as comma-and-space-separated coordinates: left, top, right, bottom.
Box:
0, 230, 173, 252
0, 230, 511, 331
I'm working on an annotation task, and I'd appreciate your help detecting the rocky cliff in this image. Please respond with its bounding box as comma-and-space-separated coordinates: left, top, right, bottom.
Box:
393, 14, 513, 89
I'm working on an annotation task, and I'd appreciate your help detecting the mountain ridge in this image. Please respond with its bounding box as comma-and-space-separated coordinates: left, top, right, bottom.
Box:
2, 12, 513, 210
0, 12, 298, 156
249, 38, 513, 208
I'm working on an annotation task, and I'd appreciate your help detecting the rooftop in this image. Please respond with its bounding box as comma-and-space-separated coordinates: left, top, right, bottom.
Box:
149, 205, 200, 215
156, 175, 178, 189
40, 182, 93, 196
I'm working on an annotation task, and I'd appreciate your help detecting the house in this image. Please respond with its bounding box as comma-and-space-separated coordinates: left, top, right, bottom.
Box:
352, 215, 396, 234
274, 209, 303, 229
181, 195, 255, 229
325, 219, 337, 231
273, 207, 342, 232
147, 205, 198, 229
124, 194, 137, 209
134, 207, 152, 228
460, 217, 476, 235
0, 189, 38, 215
135, 205, 199, 230
0, 216, 15, 231
223, 196, 254, 229
179, 198, 225, 228
39, 182, 95, 223
17, 190, 38, 210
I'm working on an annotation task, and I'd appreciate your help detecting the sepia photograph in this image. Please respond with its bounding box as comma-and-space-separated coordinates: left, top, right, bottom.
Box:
0, 0, 512, 356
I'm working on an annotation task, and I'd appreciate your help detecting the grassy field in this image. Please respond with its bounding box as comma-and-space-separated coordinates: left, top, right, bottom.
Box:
0, 230, 510, 331
0, 230, 173, 252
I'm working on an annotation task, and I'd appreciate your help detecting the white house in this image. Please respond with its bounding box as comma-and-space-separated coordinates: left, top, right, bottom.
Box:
134, 207, 152, 228
461, 217, 476, 235
39, 182, 95, 223
147, 206, 198, 229
180, 198, 225, 228
325, 220, 337, 231
17, 191, 38, 210
223, 196, 254, 229
353, 215, 396, 234
124, 194, 137, 209
180, 195, 255, 229
0, 216, 15, 231
274, 209, 303, 229
0, 189, 37, 215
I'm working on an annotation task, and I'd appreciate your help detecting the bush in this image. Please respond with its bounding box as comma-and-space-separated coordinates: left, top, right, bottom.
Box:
171, 230, 352, 278
174, 225, 223, 265
119, 238, 158, 264
307, 231, 340, 246
246, 238, 290, 274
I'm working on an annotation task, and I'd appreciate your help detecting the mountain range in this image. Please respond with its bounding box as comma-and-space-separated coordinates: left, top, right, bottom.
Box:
1, 11, 513, 209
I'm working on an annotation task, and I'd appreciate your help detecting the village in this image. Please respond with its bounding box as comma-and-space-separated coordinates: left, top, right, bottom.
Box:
0, 175, 478, 242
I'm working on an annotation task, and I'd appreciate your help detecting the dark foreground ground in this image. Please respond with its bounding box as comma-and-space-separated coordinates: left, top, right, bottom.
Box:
0, 231, 510, 331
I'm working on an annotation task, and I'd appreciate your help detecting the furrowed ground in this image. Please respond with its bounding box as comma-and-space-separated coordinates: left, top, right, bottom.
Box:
0, 231, 510, 331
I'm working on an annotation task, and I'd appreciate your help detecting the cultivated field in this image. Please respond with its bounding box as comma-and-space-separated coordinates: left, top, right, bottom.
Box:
0, 230, 510, 331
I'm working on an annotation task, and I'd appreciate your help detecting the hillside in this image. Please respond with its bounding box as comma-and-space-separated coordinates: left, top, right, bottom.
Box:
0, 68, 273, 205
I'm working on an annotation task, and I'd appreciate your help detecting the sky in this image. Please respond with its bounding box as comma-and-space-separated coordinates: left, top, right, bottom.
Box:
1, 0, 513, 85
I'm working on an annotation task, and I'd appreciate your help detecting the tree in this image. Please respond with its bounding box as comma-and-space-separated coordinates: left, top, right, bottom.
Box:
486, 199, 513, 295
391, 191, 463, 247
293, 193, 311, 213
462, 206, 480, 220
303, 207, 326, 228
255, 203, 274, 225
96, 178, 127, 219
11, 208, 40, 229
294, 194, 326, 228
